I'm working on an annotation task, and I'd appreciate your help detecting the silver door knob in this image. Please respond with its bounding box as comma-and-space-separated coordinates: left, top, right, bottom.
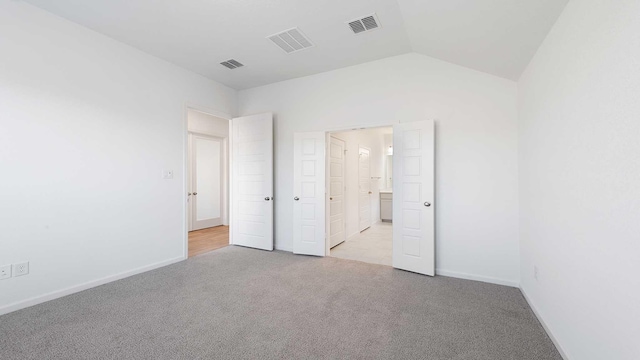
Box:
193, 192, 198, 195
188, 193, 192, 196
294, 196, 299, 201
424, 202, 431, 207
265, 197, 271, 201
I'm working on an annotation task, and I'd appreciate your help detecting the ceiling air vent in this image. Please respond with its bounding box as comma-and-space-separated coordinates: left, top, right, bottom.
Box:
220, 59, 244, 69
347, 14, 381, 34
267, 27, 314, 54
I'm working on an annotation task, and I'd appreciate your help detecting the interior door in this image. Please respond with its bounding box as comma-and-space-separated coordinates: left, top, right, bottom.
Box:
358, 147, 371, 232
293, 132, 325, 256
329, 136, 346, 248
392, 120, 435, 276
190, 133, 223, 230
230, 113, 273, 251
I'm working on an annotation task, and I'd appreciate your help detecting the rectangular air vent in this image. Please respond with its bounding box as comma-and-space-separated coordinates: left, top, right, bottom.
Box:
347, 13, 381, 34
267, 27, 314, 54
220, 59, 244, 69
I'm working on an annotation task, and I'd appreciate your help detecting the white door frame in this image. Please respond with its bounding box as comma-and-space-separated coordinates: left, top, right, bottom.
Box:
183, 104, 232, 260
323, 123, 395, 256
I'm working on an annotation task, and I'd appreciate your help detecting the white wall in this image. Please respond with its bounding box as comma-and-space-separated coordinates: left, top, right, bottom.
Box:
0, 2, 236, 314
332, 127, 390, 238
187, 110, 231, 226
518, 0, 640, 359
239, 53, 520, 286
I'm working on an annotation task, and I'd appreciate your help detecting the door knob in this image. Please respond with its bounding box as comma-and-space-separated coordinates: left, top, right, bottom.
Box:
424, 202, 431, 207
294, 196, 300, 201
368, 191, 372, 194
330, 197, 333, 200
188, 193, 192, 196
265, 197, 271, 201
193, 192, 198, 196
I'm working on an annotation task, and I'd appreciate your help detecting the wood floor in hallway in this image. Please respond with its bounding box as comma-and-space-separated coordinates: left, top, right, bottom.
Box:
188, 225, 229, 257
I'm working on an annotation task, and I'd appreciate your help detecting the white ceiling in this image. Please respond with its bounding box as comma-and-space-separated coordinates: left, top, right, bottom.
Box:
23, 0, 568, 90
398, 0, 569, 80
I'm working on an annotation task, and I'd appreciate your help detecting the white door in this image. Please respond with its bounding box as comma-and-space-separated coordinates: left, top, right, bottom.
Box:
293, 132, 325, 256
329, 136, 346, 248
358, 147, 371, 232
230, 113, 273, 251
190, 133, 223, 230
392, 120, 435, 276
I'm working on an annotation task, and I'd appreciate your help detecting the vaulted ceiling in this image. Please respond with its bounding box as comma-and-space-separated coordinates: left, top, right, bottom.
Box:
23, 0, 568, 89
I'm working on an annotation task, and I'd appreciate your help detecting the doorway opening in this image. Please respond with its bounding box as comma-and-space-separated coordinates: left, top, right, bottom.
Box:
327, 127, 394, 266
186, 108, 231, 258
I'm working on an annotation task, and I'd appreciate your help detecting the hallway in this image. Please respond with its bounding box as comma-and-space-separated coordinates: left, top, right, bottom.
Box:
188, 226, 229, 257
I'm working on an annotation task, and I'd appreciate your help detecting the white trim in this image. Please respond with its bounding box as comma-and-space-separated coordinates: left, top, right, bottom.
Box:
323, 122, 395, 134
189, 129, 228, 139
0, 257, 184, 316
520, 287, 570, 360
185, 103, 232, 121
435, 268, 519, 288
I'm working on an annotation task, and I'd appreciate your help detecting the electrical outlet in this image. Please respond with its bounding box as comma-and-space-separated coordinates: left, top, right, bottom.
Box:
13, 262, 29, 277
0, 264, 11, 280
534, 265, 539, 281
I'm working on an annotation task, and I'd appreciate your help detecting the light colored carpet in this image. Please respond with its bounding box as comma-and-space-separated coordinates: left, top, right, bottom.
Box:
0, 246, 561, 359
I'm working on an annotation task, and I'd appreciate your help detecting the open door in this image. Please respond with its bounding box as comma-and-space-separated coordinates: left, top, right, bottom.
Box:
292, 132, 325, 256
329, 135, 346, 248
392, 120, 435, 276
358, 147, 372, 231
230, 113, 273, 251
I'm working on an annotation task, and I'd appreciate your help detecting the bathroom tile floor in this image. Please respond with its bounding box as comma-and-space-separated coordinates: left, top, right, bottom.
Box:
330, 222, 392, 266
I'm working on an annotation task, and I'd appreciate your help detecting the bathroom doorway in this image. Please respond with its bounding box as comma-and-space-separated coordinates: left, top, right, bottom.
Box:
327, 127, 394, 266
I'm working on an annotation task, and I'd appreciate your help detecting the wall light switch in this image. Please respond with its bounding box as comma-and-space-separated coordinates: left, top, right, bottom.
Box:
13, 262, 29, 277
162, 170, 173, 179
0, 265, 11, 280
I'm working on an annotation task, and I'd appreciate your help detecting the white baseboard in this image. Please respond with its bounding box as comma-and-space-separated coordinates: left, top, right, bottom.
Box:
519, 287, 570, 360
0, 256, 185, 316
436, 268, 519, 288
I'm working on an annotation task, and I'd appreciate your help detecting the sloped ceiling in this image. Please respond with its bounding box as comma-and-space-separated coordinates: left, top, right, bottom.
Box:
23, 0, 568, 89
